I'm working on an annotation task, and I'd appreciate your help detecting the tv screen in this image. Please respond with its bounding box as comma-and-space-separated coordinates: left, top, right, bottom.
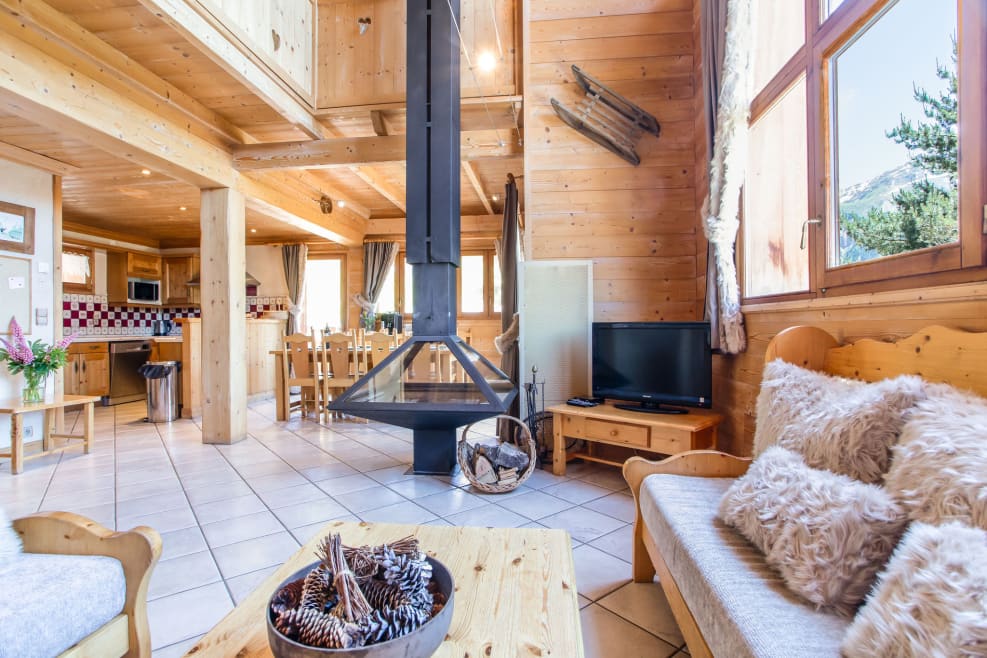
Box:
592, 322, 712, 414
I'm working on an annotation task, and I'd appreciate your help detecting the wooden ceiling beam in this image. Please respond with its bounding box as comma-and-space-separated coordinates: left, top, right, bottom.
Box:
0, 140, 79, 176
370, 110, 388, 136
255, 170, 371, 221
365, 214, 501, 237
234, 135, 520, 170
462, 161, 495, 216
0, 0, 251, 146
350, 166, 406, 213
137, 0, 329, 140
0, 28, 234, 188
237, 174, 365, 247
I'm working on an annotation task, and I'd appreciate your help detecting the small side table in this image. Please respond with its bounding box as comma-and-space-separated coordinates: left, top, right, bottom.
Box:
0, 395, 101, 474
547, 402, 723, 475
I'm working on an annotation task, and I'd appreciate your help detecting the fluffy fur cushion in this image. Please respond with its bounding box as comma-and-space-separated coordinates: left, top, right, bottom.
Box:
0, 505, 22, 565
885, 384, 987, 529
719, 447, 907, 616
754, 359, 926, 483
842, 522, 987, 657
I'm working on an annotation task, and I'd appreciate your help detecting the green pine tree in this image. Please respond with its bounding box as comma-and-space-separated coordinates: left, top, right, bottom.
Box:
840, 46, 958, 260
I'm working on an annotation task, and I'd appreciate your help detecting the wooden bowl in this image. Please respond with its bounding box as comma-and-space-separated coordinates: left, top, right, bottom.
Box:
267, 556, 455, 657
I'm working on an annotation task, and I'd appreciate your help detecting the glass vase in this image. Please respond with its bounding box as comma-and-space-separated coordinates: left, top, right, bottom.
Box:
22, 371, 47, 404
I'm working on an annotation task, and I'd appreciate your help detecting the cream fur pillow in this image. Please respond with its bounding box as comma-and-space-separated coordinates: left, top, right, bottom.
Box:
754, 359, 926, 483
885, 384, 987, 529
0, 505, 23, 565
842, 522, 987, 657
719, 447, 908, 617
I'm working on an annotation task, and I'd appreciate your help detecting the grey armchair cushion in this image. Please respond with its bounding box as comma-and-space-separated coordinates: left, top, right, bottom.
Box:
0, 553, 126, 658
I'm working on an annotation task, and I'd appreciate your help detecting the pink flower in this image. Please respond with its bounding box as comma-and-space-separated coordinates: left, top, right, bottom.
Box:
7, 318, 33, 365
55, 332, 78, 350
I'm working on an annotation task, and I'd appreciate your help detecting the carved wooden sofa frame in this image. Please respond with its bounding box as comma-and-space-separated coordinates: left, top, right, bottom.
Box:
623, 324, 987, 657
12, 511, 162, 657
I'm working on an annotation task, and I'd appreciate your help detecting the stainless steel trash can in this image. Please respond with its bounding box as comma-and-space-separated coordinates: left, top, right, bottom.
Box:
141, 360, 179, 422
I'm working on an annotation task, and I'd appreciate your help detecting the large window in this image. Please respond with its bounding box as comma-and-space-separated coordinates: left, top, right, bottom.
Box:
380, 250, 501, 318
742, 0, 984, 300
305, 257, 344, 333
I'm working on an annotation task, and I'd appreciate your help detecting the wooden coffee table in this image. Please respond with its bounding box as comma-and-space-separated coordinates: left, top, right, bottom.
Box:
186, 520, 584, 657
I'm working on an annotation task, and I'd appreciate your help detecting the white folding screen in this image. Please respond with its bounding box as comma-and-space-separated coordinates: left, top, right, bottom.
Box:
519, 260, 593, 418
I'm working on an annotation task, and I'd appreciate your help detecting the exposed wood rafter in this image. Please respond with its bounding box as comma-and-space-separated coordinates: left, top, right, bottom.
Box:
234, 135, 520, 170
370, 110, 388, 136
0, 140, 79, 176
462, 161, 494, 215
0, 0, 250, 146
350, 166, 406, 213
136, 0, 329, 140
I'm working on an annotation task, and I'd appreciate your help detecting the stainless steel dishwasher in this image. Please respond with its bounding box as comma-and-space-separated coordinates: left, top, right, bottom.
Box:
109, 340, 151, 405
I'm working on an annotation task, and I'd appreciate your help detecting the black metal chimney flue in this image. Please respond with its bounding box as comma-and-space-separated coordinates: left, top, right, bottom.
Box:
328, 0, 517, 474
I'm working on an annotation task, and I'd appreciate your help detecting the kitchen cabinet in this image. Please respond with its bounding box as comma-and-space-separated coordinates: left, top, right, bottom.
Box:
65, 343, 109, 397
126, 252, 162, 278
163, 256, 200, 305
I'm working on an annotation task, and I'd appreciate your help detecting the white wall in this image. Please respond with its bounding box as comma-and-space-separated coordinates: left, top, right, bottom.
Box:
246, 245, 288, 297
0, 160, 55, 449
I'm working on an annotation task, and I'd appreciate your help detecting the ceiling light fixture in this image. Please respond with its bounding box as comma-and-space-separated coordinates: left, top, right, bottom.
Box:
179, 206, 187, 211
491, 194, 500, 202
140, 169, 151, 176
477, 50, 496, 73
250, 228, 257, 233
337, 200, 346, 208
357, 16, 372, 35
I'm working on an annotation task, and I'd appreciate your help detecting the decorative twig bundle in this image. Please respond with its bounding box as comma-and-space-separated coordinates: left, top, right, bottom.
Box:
270, 533, 448, 650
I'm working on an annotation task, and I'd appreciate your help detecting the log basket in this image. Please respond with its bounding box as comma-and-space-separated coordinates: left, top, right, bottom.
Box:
457, 415, 537, 494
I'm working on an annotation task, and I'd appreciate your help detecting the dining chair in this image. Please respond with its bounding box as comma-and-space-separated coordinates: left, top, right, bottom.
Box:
321, 331, 357, 423
281, 332, 322, 420
366, 332, 395, 371
405, 342, 435, 382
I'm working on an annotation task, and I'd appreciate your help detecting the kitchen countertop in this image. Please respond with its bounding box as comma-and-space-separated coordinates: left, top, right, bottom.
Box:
73, 335, 183, 343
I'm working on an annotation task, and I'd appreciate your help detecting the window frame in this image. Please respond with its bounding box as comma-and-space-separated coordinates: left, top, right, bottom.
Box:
393, 249, 501, 320
742, 0, 987, 303
62, 244, 95, 295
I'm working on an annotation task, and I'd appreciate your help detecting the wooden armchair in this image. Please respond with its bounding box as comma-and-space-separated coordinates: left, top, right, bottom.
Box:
12, 511, 162, 657
321, 332, 357, 423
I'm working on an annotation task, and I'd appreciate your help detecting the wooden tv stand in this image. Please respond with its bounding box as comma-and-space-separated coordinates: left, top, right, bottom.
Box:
546, 402, 723, 475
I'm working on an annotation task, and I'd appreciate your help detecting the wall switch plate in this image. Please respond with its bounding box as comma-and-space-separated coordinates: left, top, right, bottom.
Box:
36, 308, 48, 326
38, 262, 50, 273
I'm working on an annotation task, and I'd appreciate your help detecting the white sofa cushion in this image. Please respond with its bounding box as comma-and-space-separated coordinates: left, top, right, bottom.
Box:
640, 472, 849, 658
842, 522, 987, 657
885, 383, 987, 529
0, 506, 21, 566
0, 552, 125, 658
754, 359, 926, 483
719, 447, 907, 616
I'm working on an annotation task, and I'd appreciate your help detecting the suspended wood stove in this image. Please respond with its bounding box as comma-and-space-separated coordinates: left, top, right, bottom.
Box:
328, 0, 517, 474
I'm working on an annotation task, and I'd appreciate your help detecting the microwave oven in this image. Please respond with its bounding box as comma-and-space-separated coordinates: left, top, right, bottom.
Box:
128, 277, 160, 304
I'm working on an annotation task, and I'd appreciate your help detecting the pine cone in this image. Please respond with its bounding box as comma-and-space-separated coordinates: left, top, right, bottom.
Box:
301, 565, 334, 610
358, 604, 430, 644
275, 607, 362, 649
378, 548, 433, 608
271, 577, 305, 617
360, 578, 412, 610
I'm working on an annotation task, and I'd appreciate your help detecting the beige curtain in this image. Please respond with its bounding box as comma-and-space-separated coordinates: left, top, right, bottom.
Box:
281, 244, 308, 334
701, 0, 754, 354
354, 241, 398, 313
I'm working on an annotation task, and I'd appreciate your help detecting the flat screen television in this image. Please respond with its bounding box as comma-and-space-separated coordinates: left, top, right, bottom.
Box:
592, 322, 712, 414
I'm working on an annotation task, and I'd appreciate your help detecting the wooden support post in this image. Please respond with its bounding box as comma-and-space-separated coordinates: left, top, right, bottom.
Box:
53, 175, 65, 433
199, 188, 247, 445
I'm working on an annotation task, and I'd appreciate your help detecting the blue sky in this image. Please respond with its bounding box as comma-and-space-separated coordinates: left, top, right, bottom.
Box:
834, 0, 956, 187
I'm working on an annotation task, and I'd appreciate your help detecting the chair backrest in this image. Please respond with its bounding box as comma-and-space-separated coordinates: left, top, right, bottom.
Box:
322, 332, 355, 380
366, 332, 394, 370
283, 332, 316, 382
406, 343, 435, 382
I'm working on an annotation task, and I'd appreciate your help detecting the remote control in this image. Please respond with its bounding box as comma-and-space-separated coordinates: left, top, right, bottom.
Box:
566, 398, 599, 407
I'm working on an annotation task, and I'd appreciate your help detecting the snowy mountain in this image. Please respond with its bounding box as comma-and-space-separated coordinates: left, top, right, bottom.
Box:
839, 163, 952, 217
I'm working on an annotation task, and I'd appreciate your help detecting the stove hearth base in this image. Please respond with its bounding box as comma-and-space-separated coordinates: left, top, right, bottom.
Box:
411, 429, 458, 475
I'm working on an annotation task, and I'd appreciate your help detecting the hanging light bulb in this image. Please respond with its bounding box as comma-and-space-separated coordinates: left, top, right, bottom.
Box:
477, 50, 496, 73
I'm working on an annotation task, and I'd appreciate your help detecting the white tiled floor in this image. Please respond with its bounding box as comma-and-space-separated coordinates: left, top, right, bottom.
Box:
0, 399, 689, 657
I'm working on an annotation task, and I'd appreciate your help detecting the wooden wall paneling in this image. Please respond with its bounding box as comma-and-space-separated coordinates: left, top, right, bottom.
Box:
524, 0, 702, 324
692, 0, 709, 318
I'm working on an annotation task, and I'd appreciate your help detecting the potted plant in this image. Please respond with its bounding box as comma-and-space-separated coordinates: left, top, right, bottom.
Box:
0, 318, 76, 403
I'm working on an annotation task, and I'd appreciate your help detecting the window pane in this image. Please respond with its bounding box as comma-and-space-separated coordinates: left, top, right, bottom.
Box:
831, 0, 958, 266
744, 77, 810, 297
493, 256, 502, 313
375, 262, 397, 313
305, 259, 342, 333
823, 0, 846, 18
403, 259, 413, 315
752, 0, 804, 95
460, 254, 485, 313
